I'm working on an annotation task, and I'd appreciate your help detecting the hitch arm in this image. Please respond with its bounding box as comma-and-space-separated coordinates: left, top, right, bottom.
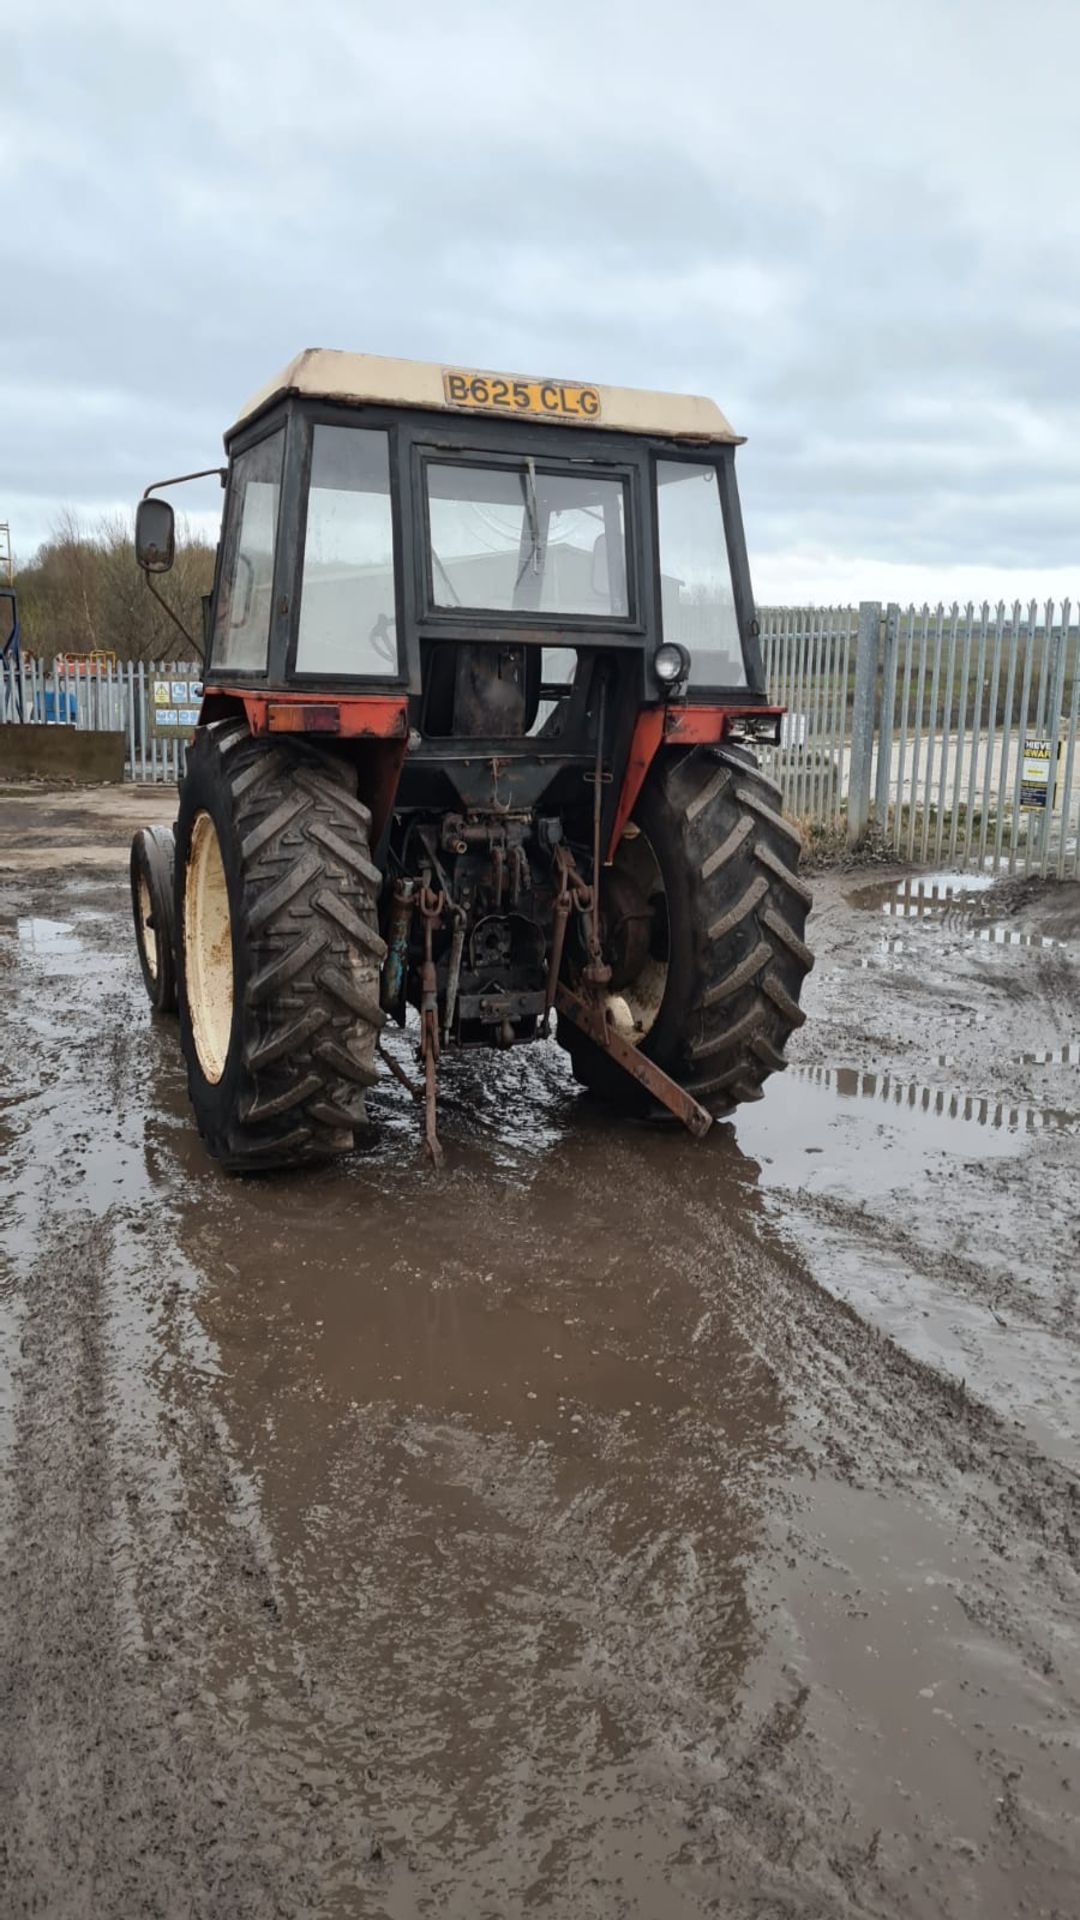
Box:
554, 985, 713, 1139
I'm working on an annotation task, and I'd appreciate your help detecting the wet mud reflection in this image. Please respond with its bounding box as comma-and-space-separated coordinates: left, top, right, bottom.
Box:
5, 859, 1080, 1915
793, 1060, 1076, 1137
849, 870, 1066, 954
142, 1033, 798, 1890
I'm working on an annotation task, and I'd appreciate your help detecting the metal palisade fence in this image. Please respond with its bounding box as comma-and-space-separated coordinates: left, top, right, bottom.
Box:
758, 607, 858, 828
873, 600, 1079, 879
2, 611, 1079, 879
759, 600, 1080, 878
0, 655, 198, 782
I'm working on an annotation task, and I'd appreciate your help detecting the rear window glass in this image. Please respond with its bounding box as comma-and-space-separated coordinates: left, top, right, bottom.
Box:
426, 462, 629, 619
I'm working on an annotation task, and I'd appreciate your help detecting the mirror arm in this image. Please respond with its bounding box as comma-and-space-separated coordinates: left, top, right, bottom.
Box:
138, 467, 224, 664
143, 574, 204, 665
143, 467, 227, 498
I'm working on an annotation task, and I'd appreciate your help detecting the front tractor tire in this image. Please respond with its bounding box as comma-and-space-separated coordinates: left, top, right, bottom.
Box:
560, 747, 813, 1119
175, 722, 387, 1172
131, 823, 178, 1014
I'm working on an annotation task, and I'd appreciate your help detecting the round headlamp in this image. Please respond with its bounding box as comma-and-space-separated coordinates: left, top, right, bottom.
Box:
654, 642, 690, 686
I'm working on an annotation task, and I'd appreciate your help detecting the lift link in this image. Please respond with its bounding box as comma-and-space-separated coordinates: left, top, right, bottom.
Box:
554, 983, 714, 1138
582, 673, 612, 988
417, 884, 446, 1167
546, 831, 713, 1138
443, 901, 467, 1044
542, 852, 575, 1036
376, 1040, 424, 1101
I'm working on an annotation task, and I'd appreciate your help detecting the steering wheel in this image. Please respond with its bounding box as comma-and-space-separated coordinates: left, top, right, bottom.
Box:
368, 614, 397, 667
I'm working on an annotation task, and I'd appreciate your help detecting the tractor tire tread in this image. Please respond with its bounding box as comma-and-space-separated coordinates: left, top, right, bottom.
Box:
761, 904, 815, 970
701, 938, 772, 1008
176, 730, 383, 1171
131, 823, 179, 1014
678, 753, 812, 1108
559, 746, 813, 1120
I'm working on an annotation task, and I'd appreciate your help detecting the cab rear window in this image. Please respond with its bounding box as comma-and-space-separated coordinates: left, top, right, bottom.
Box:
426, 462, 629, 619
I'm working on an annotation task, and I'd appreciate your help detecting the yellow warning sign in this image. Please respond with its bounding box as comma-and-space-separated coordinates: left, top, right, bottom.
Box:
1020, 738, 1061, 810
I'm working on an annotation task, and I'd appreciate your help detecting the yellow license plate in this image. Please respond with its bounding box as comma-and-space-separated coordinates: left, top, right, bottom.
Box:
443, 368, 601, 422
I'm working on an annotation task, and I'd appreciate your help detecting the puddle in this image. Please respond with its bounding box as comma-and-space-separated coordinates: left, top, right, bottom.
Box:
938, 1039, 1080, 1071
1018, 1039, 1080, 1066
848, 871, 994, 919
4, 854, 1080, 1911
847, 872, 1062, 954
15, 915, 86, 974
733, 1063, 1070, 1211
736, 1070, 1080, 1465
793, 1062, 1075, 1137
862, 926, 1060, 966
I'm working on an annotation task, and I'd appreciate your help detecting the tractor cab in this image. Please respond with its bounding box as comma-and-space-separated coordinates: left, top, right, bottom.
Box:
131, 353, 810, 1171
203, 354, 762, 697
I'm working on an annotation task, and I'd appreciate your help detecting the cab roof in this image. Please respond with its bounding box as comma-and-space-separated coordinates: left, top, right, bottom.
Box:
230, 349, 742, 444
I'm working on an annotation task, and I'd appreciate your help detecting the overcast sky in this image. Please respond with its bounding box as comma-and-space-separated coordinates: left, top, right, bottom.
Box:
4, 0, 1078, 603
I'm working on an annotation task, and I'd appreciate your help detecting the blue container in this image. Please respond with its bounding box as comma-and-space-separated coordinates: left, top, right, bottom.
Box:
38, 690, 79, 724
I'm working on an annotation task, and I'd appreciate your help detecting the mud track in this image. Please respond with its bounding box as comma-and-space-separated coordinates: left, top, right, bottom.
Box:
1, 785, 1078, 1917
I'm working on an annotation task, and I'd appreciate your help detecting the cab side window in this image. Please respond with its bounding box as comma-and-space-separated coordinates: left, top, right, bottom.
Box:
295, 427, 398, 676
212, 430, 285, 672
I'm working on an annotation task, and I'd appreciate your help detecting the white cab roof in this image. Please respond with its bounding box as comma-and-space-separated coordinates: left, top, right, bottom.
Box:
230, 349, 741, 443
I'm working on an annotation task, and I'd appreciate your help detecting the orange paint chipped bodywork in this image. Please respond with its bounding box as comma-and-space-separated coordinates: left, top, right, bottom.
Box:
266, 702, 341, 733
201, 691, 410, 740
198, 689, 411, 842
662, 704, 783, 744
607, 704, 785, 859
362, 738, 409, 847
606, 707, 664, 861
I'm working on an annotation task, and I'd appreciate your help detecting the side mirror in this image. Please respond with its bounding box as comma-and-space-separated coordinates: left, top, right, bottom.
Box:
135, 497, 176, 574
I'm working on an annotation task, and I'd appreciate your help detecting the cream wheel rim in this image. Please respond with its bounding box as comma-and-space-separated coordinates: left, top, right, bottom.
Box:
602, 824, 668, 1046
137, 870, 158, 981
185, 811, 233, 1084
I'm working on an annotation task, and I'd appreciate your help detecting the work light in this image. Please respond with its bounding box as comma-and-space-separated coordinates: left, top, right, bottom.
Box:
654, 643, 690, 686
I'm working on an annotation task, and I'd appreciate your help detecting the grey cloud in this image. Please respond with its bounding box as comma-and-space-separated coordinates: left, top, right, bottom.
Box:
4, 0, 1079, 597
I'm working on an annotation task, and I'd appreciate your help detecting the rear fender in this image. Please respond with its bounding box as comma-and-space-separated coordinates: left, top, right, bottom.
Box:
606, 704, 784, 859
195, 690, 409, 845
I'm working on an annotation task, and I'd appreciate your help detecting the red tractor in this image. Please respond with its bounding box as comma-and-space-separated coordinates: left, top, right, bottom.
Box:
130, 351, 811, 1169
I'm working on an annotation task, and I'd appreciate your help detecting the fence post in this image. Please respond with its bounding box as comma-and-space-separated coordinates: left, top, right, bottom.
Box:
873, 602, 900, 826
848, 601, 882, 845
1039, 603, 1069, 876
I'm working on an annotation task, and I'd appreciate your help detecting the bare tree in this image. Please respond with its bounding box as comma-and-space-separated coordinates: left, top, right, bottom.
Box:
14, 511, 216, 663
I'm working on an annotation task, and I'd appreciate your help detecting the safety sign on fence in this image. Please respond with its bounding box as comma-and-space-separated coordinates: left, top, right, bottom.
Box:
150, 675, 201, 737
1020, 738, 1061, 811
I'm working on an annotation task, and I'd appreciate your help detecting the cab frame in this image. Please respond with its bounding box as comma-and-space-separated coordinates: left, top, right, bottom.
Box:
204, 397, 769, 710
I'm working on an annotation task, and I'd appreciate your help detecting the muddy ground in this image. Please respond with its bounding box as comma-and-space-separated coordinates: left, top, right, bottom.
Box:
1, 782, 1078, 1919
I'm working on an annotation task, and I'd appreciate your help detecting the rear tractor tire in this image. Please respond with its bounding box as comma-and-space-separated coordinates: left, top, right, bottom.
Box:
131, 823, 178, 1014
174, 722, 387, 1172
559, 746, 813, 1118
